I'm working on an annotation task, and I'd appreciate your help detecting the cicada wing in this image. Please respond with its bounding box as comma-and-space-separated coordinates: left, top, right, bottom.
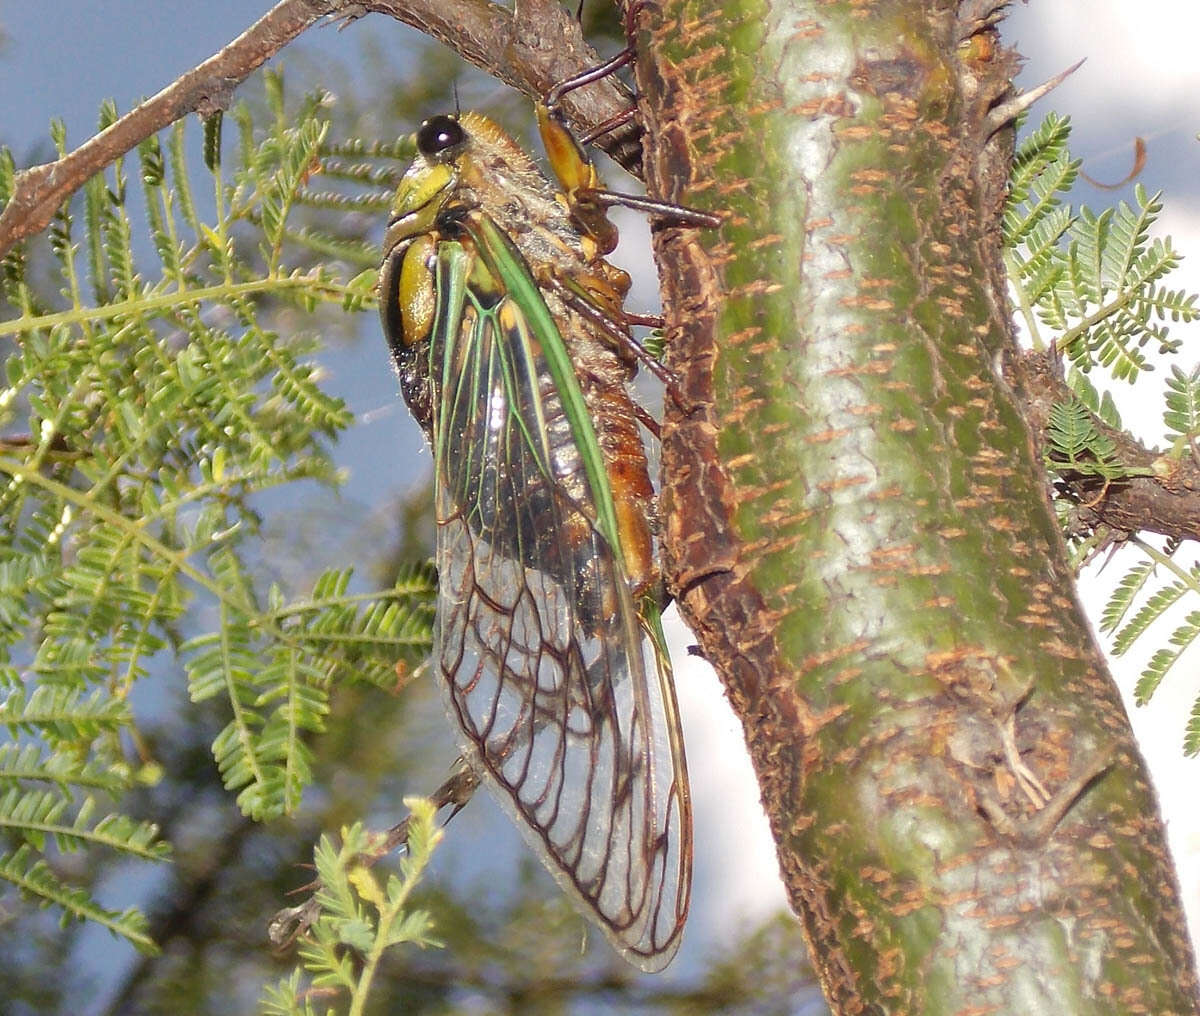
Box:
428, 242, 690, 971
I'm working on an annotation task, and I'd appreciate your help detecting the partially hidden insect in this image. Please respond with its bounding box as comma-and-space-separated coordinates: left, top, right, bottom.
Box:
378, 105, 693, 970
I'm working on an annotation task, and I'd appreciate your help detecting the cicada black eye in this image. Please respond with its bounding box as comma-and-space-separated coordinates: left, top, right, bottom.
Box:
417, 115, 466, 159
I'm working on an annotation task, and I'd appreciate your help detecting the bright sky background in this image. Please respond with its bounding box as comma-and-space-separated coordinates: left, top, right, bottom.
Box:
1, 2, 1198, 1008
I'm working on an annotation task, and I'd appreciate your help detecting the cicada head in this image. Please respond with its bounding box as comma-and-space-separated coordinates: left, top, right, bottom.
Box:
381, 116, 465, 262
381, 114, 525, 345
379, 116, 481, 413
377, 133, 454, 432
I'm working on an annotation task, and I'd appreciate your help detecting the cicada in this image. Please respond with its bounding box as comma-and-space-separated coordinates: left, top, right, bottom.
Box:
378, 107, 692, 970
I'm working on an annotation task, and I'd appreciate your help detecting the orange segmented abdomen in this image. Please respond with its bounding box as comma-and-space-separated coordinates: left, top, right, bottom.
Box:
573, 348, 657, 597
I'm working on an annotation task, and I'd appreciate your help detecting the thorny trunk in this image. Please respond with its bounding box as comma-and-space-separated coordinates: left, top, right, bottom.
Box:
631, 0, 1199, 1011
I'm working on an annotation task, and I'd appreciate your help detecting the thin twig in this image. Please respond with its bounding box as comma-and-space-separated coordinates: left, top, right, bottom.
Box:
1014, 350, 1200, 544
0, 0, 638, 261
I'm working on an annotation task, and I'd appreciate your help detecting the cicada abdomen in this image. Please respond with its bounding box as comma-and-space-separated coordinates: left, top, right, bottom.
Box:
378, 110, 691, 971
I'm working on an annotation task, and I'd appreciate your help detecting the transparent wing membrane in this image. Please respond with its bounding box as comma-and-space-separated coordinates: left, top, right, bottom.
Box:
428, 239, 689, 968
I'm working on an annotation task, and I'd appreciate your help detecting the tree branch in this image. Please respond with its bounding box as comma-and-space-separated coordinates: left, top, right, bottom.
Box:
375, 0, 638, 164
0, 0, 334, 258
635, 0, 1198, 1006
1014, 349, 1200, 544
0, 0, 637, 261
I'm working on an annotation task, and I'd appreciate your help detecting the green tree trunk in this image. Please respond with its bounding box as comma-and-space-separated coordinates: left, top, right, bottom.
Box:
633, 1, 1200, 1011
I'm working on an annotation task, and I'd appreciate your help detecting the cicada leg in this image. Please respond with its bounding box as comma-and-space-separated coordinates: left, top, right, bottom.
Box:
543, 271, 698, 421
537, 102, 620, 255
579, 105, 637, 146
543, 45, 634, 113
544, 0, 644, 111
537, 103, 724, 252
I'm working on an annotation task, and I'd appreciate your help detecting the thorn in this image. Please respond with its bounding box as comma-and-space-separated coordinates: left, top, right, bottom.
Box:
984, 58, 1085, 135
